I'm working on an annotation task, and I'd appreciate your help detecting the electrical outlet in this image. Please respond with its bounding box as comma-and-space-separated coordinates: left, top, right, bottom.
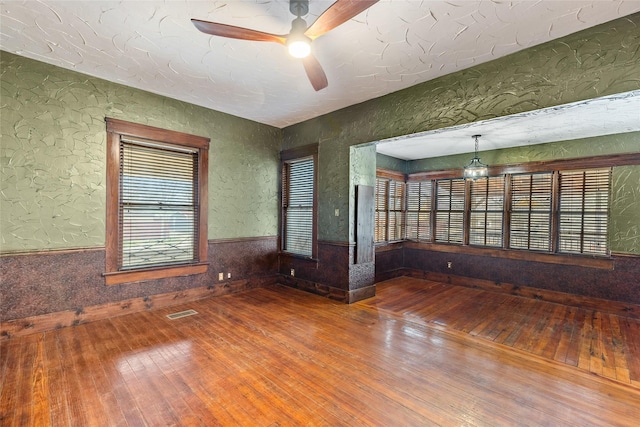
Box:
447, 261, 453, 269
335, 209, 339, 217
218, 272, 224, 281
290, 268, 295, 277
227, 272, 231, 279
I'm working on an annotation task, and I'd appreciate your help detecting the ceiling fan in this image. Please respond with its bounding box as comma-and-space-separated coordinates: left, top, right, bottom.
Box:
191, 0, 379, 91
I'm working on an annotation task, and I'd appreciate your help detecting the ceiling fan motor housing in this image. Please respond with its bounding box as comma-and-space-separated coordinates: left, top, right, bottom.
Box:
290, 0, 309, 17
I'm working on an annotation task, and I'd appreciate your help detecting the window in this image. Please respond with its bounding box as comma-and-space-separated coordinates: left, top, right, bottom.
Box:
435, 179, 465, 244
392, 156, 621, 260
470, 176, 505, 247
281, 145, 317, 257
509, 173, 553, 251
558, 168, 611, 255
375, 176, 405, 242
406, 180, 432, 241
104, 118, 209, 285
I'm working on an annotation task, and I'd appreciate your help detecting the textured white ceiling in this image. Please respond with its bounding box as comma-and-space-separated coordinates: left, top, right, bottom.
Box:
2, 0, 639, 130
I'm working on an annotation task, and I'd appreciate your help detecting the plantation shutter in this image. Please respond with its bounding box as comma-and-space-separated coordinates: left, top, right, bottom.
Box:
510, 173, 552, 251
375, 178, 388, 242
119, 139, 198, 270
387, 180, 406, 241
470, 176, 505, 247
406, 181, 432, 241
283, 157, 314, 256
435, 179, 465, 244
558, 168, 611, 255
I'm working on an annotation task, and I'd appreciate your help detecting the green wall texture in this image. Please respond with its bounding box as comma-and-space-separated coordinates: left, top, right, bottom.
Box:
376, 153, 407, 173
282, 13, 640, 244
2, 13, 640, 256
1, 51, 282, 253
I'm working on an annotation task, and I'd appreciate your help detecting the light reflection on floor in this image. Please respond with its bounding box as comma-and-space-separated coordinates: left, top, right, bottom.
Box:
116, 340, 193, 380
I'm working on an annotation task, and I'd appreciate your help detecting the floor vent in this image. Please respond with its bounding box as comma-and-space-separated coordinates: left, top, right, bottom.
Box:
166, 309, 198, 320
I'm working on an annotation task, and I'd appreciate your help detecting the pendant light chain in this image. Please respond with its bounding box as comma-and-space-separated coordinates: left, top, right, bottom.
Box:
474, 135, 480, 158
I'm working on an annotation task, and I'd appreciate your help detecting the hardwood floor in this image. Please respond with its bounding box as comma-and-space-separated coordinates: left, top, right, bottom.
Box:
1, 280, 640, 426
362, 277, 640, 387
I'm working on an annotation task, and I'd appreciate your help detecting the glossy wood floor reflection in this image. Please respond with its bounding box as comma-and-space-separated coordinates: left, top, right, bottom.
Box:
2, 284, 640, 426
363, 277, 640, 388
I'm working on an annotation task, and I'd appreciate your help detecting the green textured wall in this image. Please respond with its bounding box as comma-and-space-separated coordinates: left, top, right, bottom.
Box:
611, 165, 640, 254
350, 145, 377, 240
406, 132, 640, 173
0, 52, 281, 253
282, 14, 640, 243
376, 153, 407, 173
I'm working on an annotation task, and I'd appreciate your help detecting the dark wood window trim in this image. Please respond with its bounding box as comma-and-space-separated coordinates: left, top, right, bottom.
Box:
104, 118, 209, 286
376, 168, 406, 181
280, 144, 318, 259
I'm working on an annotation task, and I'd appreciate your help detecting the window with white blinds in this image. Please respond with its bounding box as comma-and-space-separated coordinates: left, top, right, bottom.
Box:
435, 179, 465, 244
510, 173, 553, 251
406, 181, 432, 241
105, 118, 209, 285
282, 157, 315, 256
375, 178, 405, 242
119, 140, 199, 269
558, 168, 611, 256
470, 176, 505, 247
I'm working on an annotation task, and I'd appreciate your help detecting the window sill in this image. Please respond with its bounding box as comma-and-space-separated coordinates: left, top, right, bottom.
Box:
103, 263, 209, 286
374, 241, 405, 252
402, 241, 614, 270
279, 251, 319, 264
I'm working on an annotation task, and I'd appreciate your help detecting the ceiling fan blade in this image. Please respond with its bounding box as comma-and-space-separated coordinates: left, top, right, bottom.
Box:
191, 19, 286, 44
302, 54, 328, 91
305, 0, 379, 39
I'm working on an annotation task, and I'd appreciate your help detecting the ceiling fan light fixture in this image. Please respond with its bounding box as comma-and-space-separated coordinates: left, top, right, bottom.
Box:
287, 36, 312, 58
463, 135, 489, 179
287, 16, 311, 58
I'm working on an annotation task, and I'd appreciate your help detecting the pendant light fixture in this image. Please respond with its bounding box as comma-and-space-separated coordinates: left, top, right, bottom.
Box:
463, 135, 489, 179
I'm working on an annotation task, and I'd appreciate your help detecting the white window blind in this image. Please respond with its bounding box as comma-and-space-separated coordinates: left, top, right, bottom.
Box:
375, 178, 388, 243
119, 140, 199, 269
435, 179, 465, 244
470, 176, 505, 247
388, 180, 405, 241
406, 181, 432, 241
510, 173, 552, 251
375, 178, 406, 242
558, 168, 611, 256
283, 157, 314, 256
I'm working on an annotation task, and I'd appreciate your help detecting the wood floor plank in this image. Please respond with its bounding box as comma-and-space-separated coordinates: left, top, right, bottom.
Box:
534, 303, 567, 359
497, 298, 539, 346
608, 314, 632, 383
3, 278, 640, 426
552, 305, 578, 363
0, 337, 22, 424
578, 311, 597, 371
563, 307, 587, 367
40, 333, 70, 426
599, 313, 618, 380
368, 277, 640, 386
511, 299, 554, 352
467, 292, 512, 337
618, 316, 640, 382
